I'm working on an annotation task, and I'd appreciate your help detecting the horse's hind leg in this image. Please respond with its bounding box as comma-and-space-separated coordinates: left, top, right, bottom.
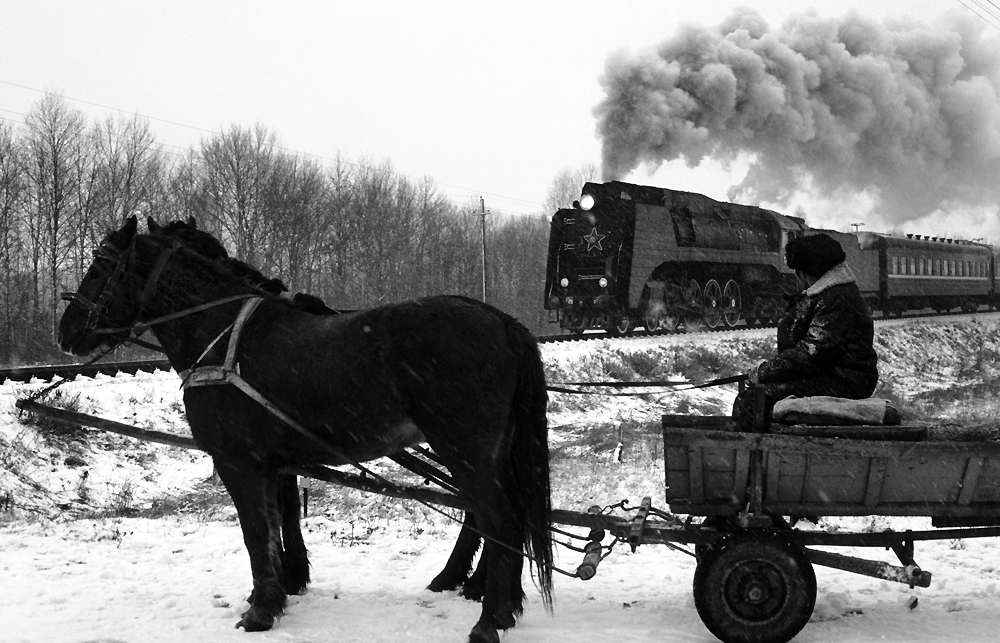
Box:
464, 501, 524, 643
277, 474, 310, 595
428, 512, 481, 593
461, 544, 488, 602
215, 461, 286, 631
467, 532, 523, 643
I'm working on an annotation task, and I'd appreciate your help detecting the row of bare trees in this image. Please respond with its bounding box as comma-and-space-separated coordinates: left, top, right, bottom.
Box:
1, 94, 557, 367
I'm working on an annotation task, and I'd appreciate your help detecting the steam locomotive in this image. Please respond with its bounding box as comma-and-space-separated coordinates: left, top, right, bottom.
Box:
544, 180, 999, 334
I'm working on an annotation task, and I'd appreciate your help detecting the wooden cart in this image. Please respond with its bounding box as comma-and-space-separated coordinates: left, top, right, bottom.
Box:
661, 391, 1000, 643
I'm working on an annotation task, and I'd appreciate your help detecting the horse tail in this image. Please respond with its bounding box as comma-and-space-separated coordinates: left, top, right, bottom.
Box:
507, 319, 554, 612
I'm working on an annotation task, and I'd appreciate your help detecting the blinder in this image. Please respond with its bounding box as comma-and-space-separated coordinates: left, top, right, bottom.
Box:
62, 235, 179, 341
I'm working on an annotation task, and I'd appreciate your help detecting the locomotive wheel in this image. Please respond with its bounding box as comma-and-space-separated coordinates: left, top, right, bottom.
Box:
723, 280, 742, 327
703, 280, 723, 329
661, 310, 680, 331
611, 314, 633, 335
643, 310, 661, 332
683, 279, 704, 331
693, 532, 816, 643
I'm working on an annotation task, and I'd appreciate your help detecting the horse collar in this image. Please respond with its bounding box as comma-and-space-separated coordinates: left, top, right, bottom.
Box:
181, 297, 264, 389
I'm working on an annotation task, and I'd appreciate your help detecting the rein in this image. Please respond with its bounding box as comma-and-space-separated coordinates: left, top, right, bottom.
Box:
546, 373, 748, 395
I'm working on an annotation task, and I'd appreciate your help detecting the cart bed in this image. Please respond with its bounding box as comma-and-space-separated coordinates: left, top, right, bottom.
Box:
663, 415, 1000, 520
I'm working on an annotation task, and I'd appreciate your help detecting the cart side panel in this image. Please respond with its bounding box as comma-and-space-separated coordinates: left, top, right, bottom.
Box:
770, 453, 871, 505
967, 457, 1000, 503
665, 445, 743, 504
878, 456, 965, 504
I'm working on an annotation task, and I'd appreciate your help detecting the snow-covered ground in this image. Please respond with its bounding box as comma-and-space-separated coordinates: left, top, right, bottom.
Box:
3, 315, 1000, 642
5, 514, 1000, 643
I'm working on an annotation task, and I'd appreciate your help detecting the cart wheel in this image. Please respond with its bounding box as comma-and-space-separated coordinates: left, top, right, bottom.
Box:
693, 532, 816, 643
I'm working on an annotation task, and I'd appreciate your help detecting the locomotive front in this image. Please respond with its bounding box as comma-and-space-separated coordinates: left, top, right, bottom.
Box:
544, 181, 806, 334
544, 182, 644, 334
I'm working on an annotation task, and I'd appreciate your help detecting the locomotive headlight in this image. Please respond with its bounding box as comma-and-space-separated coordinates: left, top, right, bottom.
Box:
560, 277, 569, 288
579, 194, 595, 211
599, 277, 608, 288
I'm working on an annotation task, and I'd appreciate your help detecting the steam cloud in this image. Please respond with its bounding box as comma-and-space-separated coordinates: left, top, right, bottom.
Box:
595, 9, 1000, 225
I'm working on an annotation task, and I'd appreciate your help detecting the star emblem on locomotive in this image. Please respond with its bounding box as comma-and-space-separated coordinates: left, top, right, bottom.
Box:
582, 227, 606, 251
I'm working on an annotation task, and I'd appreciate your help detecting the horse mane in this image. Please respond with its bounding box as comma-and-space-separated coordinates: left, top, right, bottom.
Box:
153, 218, 341, 314
154, 219, 288, 295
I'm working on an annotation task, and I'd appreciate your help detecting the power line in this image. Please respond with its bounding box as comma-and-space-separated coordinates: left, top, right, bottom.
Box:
0, 79, 547, 214
956, 0, 1000, 30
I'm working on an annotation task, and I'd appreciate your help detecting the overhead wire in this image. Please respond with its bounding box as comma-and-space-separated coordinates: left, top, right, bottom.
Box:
956, 0, 1000, 30
0, 79, 548, 215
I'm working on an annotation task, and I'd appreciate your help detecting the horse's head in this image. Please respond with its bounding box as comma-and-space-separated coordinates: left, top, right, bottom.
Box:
57, 215, 178, 356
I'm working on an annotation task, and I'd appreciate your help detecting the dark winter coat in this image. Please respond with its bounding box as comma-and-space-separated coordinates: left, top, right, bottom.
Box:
757, 261, 878, 389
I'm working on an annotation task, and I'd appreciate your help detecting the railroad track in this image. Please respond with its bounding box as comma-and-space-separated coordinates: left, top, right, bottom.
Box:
4, 309, 997, 384
537, 308, 1000, 344
0, 358, 172, 385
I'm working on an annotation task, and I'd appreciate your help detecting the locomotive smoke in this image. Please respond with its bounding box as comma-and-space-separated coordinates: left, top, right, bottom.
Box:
595, 8, 1000, 228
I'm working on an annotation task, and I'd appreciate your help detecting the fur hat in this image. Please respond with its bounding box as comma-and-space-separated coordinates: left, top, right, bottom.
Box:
785, 233, 847, 277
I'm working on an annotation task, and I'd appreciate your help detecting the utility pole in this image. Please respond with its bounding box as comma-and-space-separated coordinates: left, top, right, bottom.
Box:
849, 222, 865, 232
480, 196, 489, 304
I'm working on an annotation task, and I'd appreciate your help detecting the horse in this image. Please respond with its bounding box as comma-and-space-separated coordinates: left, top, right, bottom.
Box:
57, 215, 554, 643
146, 217, 491, 602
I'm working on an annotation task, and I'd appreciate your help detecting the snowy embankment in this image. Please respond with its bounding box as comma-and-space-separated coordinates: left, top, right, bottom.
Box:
2, 314, 1000, 643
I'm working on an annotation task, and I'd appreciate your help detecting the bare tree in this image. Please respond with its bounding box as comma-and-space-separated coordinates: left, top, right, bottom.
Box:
23, 93, 88, 348
266, 154, 329, 290
543, 163, 598, 213
0, 121, 28, 363
198, 124, 279, 268
90, 113, 166, 229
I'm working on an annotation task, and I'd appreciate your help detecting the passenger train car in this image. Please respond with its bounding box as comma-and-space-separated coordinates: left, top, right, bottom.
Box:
544, 180, 997, 334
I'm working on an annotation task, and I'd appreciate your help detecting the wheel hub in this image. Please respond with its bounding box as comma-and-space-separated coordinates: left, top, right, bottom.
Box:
727, 562, 785, 619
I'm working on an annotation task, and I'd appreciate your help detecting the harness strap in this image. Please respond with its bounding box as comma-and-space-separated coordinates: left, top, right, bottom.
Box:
181, 297, 331, 448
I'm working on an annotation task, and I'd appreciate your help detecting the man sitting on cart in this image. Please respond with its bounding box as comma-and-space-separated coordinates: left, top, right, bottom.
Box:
731, 233, 879, 431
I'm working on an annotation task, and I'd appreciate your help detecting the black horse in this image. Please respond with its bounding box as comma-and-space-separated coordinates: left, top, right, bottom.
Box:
155, 216, 491, 601
58, 215, 553, 643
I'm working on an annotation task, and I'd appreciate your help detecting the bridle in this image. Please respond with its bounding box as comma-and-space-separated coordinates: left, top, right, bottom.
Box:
62, 234, 258, 348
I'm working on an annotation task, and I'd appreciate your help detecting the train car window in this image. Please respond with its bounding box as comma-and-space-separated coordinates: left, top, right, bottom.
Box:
950, 260, 956, 276
919, 258, 926, 275
909, 257, 916, 275
933, 259, 940, 275
891, 256, 897, 275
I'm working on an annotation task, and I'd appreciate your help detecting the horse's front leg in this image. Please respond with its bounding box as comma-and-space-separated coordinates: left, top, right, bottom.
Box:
215, 461, 286, 631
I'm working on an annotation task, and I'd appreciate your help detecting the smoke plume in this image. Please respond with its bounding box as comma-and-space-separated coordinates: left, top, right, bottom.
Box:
595, 8, 1000, 225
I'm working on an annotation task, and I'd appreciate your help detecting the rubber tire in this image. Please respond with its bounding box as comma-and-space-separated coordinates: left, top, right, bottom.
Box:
693, 532, 816, 643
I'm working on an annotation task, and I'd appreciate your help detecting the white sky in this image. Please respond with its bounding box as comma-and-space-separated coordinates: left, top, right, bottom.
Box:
0, 0, 988, 220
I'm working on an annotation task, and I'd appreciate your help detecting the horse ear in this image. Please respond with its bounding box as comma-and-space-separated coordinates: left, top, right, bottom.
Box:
187, 216, 197, 229
147, 217, 162, 235
124, 215, 138, 236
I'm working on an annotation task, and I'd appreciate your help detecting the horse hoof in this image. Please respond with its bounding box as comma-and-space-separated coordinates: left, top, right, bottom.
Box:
236, 610, 275, 632
459, 582, 484, 602
427, 575, 463, 593
493, 609, 516, 631
468, 623, 500, 643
